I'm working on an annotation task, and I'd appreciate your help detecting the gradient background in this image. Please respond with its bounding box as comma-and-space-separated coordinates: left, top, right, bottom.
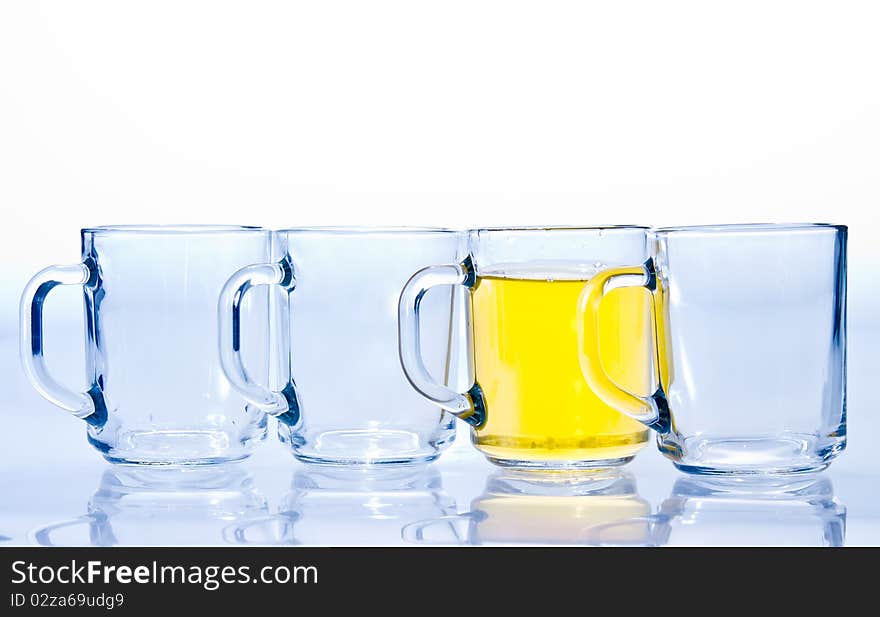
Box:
0, 1, 878, 544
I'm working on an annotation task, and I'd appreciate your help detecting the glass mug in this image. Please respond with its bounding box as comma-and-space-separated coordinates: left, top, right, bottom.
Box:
219, 227, 467, 465
578, 223, 847, 475
399, 226, 654, 469
20, 226, 274, 464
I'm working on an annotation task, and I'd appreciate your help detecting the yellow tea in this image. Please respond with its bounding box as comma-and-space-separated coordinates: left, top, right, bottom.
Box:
471, 265, 651, 466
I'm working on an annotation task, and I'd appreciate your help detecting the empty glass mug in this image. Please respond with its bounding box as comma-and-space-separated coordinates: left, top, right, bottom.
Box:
21, 226, 274, 464
578, 223, 847, 475
399, 226, 653, 469
219, 227, 467, 465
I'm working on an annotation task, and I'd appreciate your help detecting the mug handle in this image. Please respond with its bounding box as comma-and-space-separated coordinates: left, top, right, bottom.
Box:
576, 258, 670, 433
398, 258, 486, 427
20, 262, 107, 426
218, 259, 300, 425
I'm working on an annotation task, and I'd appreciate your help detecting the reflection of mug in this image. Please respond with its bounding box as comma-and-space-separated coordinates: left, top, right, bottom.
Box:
578, 224, 847, 475
226, 466, 456, 546
32, 466, 268, 546
21, 225, 274, 464
653, 476, 846, 546
403, 470, 652, 546
400, 227, 652, 469
220, 228, 467, 466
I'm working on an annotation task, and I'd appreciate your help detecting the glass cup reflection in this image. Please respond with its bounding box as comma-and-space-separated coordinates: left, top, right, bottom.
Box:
404, 469, 653, 546
31, 465, 268, 546
651, 475, 846, 546
225, 465, 457, 546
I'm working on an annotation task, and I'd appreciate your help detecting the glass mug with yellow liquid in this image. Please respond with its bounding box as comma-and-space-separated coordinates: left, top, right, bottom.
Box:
399, 226, 656, 469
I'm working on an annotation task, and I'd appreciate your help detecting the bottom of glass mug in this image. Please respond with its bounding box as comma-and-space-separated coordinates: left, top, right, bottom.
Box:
473, 433, 648, 471
292, 452, 442, 466
282, 427, 455, 466
483, 454, 637, 471
88, 429, 265, 466
99, 453, 254, 466
660, 433, 845, 476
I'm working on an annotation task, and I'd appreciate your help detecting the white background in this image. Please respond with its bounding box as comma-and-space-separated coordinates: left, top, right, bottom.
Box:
2, 2, 879, 266
0, 1, 878, 541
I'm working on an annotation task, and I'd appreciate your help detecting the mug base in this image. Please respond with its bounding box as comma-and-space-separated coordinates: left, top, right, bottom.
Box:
483, 454, 635, 471
292, 452, 440, 467
283, 427, 454, 467
672, 461, 830, 477
99, 453, 252, 466
662, 434, 843, 476
88, 429, 264, 466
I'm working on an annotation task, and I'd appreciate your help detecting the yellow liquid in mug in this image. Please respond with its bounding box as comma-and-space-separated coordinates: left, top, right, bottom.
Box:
472, 269, 651, 465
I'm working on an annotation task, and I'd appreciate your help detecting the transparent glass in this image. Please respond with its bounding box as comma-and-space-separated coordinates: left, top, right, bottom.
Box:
225, 466, 456, 546
219, 227, 467, 465
32, 466, 269, 546
21, 225, 274, 464
399, 226, 652, 469
402, 470, 652, 546
578, 223, 847, 475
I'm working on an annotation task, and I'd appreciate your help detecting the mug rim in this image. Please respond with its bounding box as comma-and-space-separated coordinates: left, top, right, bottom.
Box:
82, 225, 267, 235
652, 222, 846, 235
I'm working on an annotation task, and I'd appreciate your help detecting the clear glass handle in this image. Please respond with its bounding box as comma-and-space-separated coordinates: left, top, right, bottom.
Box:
576, 259, 670, 433
20, 263, 99, 421
398, 260, 486, 426
218, 261, 297, 419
